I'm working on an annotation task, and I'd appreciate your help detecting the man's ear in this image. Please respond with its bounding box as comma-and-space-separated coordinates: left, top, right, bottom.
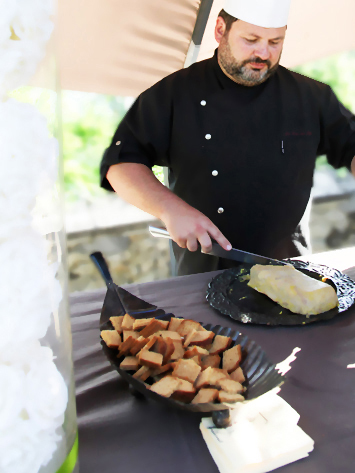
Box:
215, 16, 226, 44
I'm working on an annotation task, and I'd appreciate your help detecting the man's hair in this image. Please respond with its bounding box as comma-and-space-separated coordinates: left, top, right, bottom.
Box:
218, 9, 238, 33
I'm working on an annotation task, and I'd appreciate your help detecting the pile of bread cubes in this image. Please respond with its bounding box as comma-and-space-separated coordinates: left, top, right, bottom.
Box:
101, 314, 246, 405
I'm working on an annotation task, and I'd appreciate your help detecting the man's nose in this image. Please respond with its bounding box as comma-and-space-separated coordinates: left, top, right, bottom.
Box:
254, 44, 270, 60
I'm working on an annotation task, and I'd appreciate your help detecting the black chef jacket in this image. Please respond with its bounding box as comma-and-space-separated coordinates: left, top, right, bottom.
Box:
101, 50, 355, 276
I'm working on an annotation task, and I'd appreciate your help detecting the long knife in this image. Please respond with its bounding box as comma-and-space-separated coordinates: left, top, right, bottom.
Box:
149, 226, 286, 266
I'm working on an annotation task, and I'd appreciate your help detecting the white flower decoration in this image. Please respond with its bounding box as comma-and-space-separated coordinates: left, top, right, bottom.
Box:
0, 0, 54, 97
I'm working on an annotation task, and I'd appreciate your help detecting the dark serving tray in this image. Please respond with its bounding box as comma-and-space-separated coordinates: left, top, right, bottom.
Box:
100, 287, 284, 416
207, 259, 355, 326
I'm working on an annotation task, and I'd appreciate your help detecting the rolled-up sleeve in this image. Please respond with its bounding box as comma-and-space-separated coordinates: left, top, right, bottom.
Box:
317, 85, 355, 170
100, 79, 173, 191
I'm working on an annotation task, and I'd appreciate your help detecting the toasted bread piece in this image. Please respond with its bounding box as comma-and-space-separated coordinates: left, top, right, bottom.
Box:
216, 378, 244, 394
122, 313, 135, 330
150, 376, 181, 398
218, 391, 245, 403
118, 336, 136, 356
138, 350, 163, 368
191, 388, 219, 404
170, 339, 185, 360
209, 335, 232, 355
123, 330, 140, 342
133, 318, 153, 331
109, 316, 124, 333
195, 367, 229, 389
159, 331, 181, 341
190, 355, 202, 366
132, 365, 151, 381
130, 336, 149, 355
120, 356, 140, 371
150, 363, 174, 377
201, 354, 221, 370
209, 368, 229, 385
152, 337, 167, 355
183, 329, 197, 347
172, 359, 201, 384
223, 344, 242, 373
171, 379, 196, 403
195, 367, 212, 389
101, 330, 122, 348
140, 319, 168, 338
137, 335, 158, 355
230, 367, 246, 384
177, 320, 203, 337
184, 346, 209, 358
163, 337, 175, 364
189, 331, 215, 347
168, 317, 184, 331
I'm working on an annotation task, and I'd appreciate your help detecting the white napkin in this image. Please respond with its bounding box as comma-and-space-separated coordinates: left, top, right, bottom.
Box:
200, 389, 314, 473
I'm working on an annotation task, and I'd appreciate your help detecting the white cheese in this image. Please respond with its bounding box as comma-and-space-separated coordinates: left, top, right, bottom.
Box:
248, 264, 338, 316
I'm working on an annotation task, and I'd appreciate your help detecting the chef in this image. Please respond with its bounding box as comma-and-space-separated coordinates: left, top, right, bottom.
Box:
100, 0, 355, 276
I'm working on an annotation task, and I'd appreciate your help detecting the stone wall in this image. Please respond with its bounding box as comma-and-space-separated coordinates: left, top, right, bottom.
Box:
67, 219, 171, 292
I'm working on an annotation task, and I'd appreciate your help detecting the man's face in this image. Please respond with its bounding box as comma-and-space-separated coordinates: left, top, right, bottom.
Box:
215, 19, 286, 86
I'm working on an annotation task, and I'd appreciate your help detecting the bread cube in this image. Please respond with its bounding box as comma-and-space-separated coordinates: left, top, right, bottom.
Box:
201, 354, 221, 370
132, 365, 151, 381
172, 359, 201, 384
150, 376, 181, 398
209, 335, 232, 355
230, 367, 246, 384
121, 313, 135, 330
120, 356, 140, 371
138, 350, 163, 369
171, 379, 196, 403
109, 316, 124, 333
189, 331, 215, 347
218, 391, 245, 403
191, 388, 219, 404
168, 317, 184, 331
177, 320, 203, 337
216, 378, 244, 394
101, 330, 121, 348
223, 344, 242, 373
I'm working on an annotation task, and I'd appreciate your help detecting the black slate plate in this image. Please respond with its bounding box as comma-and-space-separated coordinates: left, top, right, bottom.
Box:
100, 289, 284, 413
207, 259, 355, 326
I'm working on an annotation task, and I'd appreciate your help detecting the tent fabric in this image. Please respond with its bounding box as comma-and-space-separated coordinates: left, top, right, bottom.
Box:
55, 0, 355, 97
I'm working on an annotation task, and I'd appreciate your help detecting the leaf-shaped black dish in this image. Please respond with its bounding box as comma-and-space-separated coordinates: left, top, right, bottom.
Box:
207, 259, 355, 326
91, 251, 284, 426
101, 311, 284, 413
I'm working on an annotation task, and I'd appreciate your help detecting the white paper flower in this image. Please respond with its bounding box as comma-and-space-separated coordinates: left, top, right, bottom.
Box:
0, 365, 25, 430
25, 357, 68, 431
0, 419, 61, 473
0, 230, 62, 348
0, 0, 54, 97
0, 99, 59, 240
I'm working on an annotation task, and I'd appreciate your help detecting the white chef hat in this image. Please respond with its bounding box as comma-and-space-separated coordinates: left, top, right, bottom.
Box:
223, 0, 291, 28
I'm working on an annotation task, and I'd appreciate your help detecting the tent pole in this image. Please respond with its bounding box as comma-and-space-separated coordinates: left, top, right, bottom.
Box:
184, 0, 214, 68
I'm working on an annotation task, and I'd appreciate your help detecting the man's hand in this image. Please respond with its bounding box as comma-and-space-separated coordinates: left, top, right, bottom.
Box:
161, 204, 232, 254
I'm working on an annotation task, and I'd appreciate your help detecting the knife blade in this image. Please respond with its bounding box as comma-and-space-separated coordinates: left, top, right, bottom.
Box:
148, 226, 286, 266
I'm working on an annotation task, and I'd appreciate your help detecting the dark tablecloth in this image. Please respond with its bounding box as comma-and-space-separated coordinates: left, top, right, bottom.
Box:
70, 267, 355, 473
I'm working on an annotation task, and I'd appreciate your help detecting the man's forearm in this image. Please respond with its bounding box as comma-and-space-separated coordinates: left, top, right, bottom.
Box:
106, 162, 231, 252
106, 162, 191, 221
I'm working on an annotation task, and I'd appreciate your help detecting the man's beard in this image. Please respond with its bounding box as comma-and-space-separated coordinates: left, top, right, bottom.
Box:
218, 35, 280, 86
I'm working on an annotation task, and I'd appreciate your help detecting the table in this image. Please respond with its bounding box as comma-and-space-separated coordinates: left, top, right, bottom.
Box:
70, 263, 355, 473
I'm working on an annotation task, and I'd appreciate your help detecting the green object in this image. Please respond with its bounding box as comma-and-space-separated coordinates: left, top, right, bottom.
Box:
56, 432, 79, 473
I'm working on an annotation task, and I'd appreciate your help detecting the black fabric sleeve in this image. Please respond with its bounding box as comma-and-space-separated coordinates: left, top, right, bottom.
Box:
100, 79, 173, 191
317, 85, 355, 170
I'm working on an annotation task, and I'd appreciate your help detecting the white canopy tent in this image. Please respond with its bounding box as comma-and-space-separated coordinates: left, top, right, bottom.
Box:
53, 0, 355, 97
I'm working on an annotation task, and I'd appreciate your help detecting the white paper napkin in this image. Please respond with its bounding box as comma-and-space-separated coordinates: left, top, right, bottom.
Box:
200, 389, 314, 473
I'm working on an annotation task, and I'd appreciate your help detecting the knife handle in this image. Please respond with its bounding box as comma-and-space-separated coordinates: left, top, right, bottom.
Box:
149, 226, 172, 239
149, 225, 213, 253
